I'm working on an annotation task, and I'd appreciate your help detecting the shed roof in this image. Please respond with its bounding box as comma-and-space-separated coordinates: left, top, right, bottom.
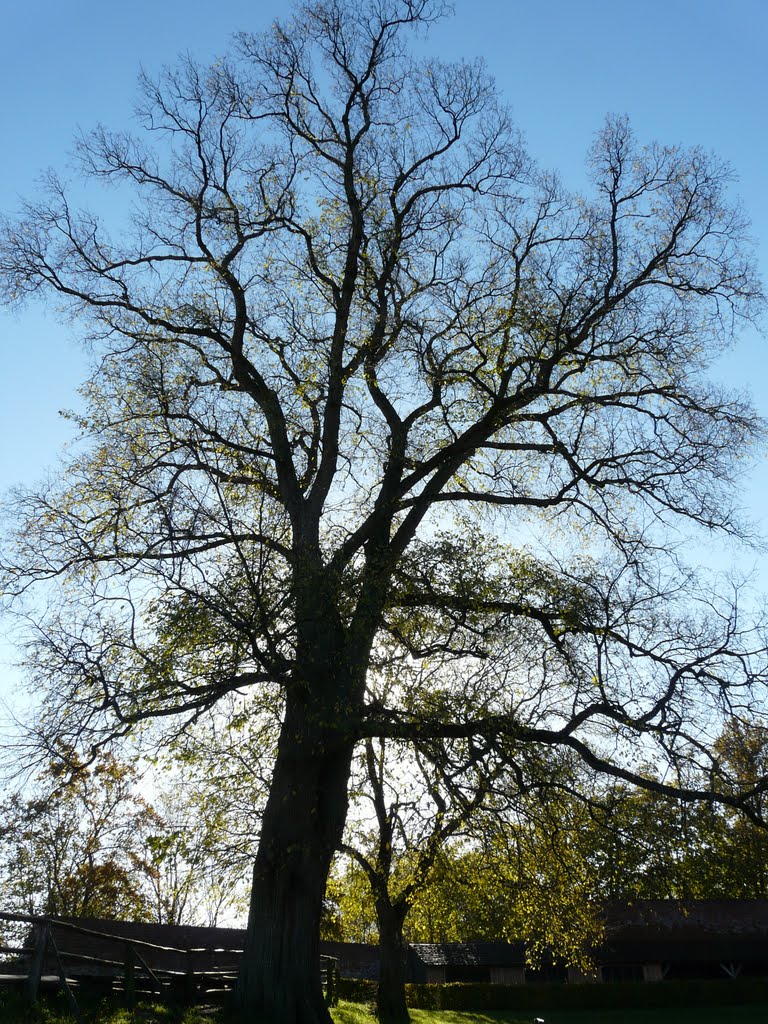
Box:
599, 899, 768, 963
409, 942, 525, 968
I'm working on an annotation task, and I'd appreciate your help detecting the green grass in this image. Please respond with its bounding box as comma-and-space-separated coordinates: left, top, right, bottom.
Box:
3, 995, 768, 1024
541, 1009, 768, 1023
0, 991, 219, 1024
338, 1004, 768, 1024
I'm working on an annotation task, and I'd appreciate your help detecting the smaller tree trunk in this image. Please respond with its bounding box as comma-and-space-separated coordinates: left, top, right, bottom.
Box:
376, 898, 410, 1024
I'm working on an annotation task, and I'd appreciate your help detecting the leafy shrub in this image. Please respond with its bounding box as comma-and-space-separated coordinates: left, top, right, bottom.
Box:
336, 978, 378, 1004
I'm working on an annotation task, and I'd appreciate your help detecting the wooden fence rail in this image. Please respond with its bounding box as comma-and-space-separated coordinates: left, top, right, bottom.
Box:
0, 911, 338, 1017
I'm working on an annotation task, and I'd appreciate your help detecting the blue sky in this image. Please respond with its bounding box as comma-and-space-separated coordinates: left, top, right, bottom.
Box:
1, 0, 767, 702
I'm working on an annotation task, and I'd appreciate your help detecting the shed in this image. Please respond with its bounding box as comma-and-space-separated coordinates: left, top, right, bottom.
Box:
599, 899, 768, 982
409, 941, 527, 985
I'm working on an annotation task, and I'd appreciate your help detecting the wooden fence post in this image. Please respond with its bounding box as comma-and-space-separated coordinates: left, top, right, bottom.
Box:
326, 960, 337, 1007
134, 947, 165, 996
124, 943, 136, 1008
24, 922, 49, 1006
321, 956, 338, 1007
49, 930, 82, 1024
184, 949, 197, 1005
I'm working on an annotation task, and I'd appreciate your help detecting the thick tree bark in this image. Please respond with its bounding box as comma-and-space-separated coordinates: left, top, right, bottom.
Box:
376, 899, 410, 1024
234, 687, 357, 1024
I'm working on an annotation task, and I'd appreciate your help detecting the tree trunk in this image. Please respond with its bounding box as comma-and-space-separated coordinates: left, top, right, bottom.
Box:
376, 899, 410, 1024
234, 687, 356, 1024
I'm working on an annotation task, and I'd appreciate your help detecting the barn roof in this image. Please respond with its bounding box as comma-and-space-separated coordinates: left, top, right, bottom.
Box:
600, 899, 768, 963
409, 901, 768, 969
409, 941, 525, 967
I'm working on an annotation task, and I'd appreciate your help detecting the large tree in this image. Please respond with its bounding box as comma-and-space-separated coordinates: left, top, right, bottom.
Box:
1, 1, 767, 1021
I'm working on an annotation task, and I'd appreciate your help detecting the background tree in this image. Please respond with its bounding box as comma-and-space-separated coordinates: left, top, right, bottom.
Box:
578, 781, 726, 901
341, 735, 499, 1024
0, 750, 158, 924
141, 689, 278, 925
143, 777, 249, 927
709, 720, 768, 897
333, 752, 603, 976
0, 742, 249, 932
581, 720, 768, 902
132, 695, 273, 927
1, 0, 767, 1021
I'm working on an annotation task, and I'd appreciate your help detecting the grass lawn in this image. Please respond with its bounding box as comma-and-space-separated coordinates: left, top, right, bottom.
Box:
0, 993, 216, 1024
501, 1008, 768, 1023
335, 1003, 768, 1024
539, 1006, 768, 1023
420, 1006, 768, 1024
3, 997, 768, 1024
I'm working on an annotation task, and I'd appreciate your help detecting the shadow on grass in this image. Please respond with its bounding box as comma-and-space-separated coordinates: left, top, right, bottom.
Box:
5, 994, 768, 1024
0, 990, 224, 1024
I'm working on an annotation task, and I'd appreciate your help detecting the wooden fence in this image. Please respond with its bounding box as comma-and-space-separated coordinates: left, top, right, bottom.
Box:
0, 911, 338, 1020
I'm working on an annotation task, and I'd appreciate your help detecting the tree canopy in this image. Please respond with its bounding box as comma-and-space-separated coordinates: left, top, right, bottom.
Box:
1, 1, 767, 1021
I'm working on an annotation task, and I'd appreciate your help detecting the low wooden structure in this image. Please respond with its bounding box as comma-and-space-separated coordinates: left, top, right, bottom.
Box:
407, 900, 768, 985
409, 941, 528, 985
599, 899, 768, 983
0, 912, 338, 1016
4, 898, 767, 1010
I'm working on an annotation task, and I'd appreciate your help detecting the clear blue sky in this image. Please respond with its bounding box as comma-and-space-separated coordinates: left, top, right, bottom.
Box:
1, 0, 767, 700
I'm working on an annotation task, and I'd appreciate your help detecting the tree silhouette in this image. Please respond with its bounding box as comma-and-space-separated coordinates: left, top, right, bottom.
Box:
1, 1, 766, 1021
